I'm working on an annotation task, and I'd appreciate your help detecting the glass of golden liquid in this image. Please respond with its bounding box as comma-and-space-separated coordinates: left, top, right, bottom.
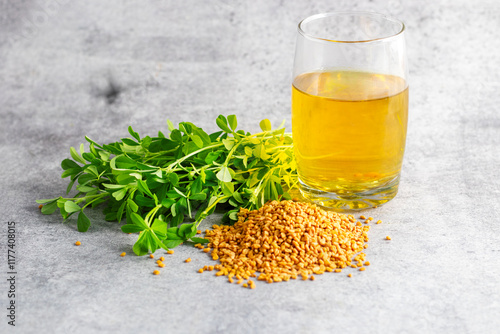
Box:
292, 12, 408, 210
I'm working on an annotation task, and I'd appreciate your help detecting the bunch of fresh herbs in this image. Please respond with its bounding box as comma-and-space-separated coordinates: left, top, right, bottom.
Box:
37, 115, 298, 255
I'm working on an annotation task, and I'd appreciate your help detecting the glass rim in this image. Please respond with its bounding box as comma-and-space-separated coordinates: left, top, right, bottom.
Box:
298, 11, 405, 44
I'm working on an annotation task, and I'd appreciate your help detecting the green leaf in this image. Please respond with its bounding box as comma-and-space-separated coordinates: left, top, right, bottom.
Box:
189, 193, 207, 201
128, 126, 140, 141
179, 222, 197, 239
61, 168, 81, 178
163, 239, 183, 249
112, 188, 128, 201
167, 119, 175, 131
151, 219, 167, 235
121, 224, 146, 233
77, 211, 91, 232
133, 232, 150, 256
61, 159, 81, 170
216, 115, 232, 133
64, 201, 81, 213
259, 119, 272, 131
190, 237, 209, 244
227, 115, 238, 131
191, 135, 203, 148
222, 138, 234, 150
137, 179, 154, 198
127, 199, 139, 212
222, 181, 234, 196
168, 173, 179, 186
36, 198, 58, 204
70, 147, 86, 164
41, 201, 58, 215
130, 213, 149, 229
216, 166, 232, 182
232, 191, 244, 203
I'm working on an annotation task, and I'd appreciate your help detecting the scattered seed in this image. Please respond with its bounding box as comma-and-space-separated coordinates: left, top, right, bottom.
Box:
153, 270, 160, 275
198, 268, 204, 273
359, 267, 366, 271
203, 248, 211, 253
158, 262, 165, 268
242, 283, 248, 288
364, 261, 371, 266
310, 275, 315, 281
167, 250, 174, 254
38, 204, 43, 210
386, 236, 391, 240
360, 215, 366, 219
149, 254, 154, 259
159, 256, 165, 261
197, 230, 202, 234
376, 220, 382, 224
348, 274, 352, 278
185, 258, 192, 263
120, 252, 126, 257
75, 241, 81, 246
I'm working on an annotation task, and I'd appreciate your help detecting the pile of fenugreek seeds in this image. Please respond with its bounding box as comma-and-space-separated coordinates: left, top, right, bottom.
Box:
196, 199, 374, 288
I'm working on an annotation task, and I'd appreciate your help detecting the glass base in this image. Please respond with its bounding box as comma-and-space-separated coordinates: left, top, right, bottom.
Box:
296, 175, 400, 211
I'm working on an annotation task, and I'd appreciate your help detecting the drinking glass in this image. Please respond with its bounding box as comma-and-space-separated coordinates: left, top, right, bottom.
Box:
292, 12, 408, 210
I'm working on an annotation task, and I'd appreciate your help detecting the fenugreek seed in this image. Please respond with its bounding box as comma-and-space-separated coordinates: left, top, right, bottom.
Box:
197, 230, 202, 234
203, 248, 211, 253
348, 274, 352, 278
359, 267, 366, 271
153, 270, 160, 275
364, 261, 370, 266
334, 269, 342, 273
212, 254, 219, 260
158, 262, 165, 268
356, 222, 362, 226
208, 266, 214, 271
149, 254, 154, 259
185, 258, 192, 263
167, 250, 174, 254
368, 217, 373, 221
310, 275, 315, 281
376, 220, 382, 224
242, 283, 248, 288
120, 252, 126, 257
386, 236, 391, 240
228, 277, 234, 283
75, 241, 81, 246
360, 215, 366, 219
215, 271, 224, 276
38, 204, 43, 210
237, 279, 243, 284
198, 268, 204, 273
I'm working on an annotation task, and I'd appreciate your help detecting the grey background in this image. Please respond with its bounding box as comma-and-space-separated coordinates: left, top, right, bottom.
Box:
1, 0, 499, 333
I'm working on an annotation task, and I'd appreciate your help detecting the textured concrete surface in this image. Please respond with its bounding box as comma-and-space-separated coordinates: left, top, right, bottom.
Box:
1, 0, 500, 333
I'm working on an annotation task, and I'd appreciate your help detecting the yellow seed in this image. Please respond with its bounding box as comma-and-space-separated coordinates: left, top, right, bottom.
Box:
185, 258, 192, 263
158, 262, 165, 268
120, 252, 126, 257
149, 254, 154, 259
203, 248, 211, 253
376, 220, 382, 224
310, 275, 315, 281
167, 250, 174, 254
359, 267, 366, 271
237, 279, 243, 284
198, 268, 204, 273
334, 269, 342, 273
242, 283, 248, 288
348, 274, 352, 278
197, 230, 202, 234
364, 261, 370, 266
360, 215, 366, 219
368, 217, 373, 221
208, 266, 214, 271
228, 277, 234, 283
386, 236, 391, 240
38, 204, 43, 210
215, 271, 224, 276
153, 270, 160, 275
159, 256, 165, 261
75, 241, 81, 246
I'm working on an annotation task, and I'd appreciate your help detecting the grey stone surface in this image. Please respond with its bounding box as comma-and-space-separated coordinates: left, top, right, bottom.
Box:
1, 0, 499, 333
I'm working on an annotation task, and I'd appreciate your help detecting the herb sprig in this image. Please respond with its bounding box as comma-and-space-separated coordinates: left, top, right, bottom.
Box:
37, 115, 298, 255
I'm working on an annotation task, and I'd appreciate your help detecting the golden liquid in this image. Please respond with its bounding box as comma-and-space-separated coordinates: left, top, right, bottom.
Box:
292, 70, 408, 194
